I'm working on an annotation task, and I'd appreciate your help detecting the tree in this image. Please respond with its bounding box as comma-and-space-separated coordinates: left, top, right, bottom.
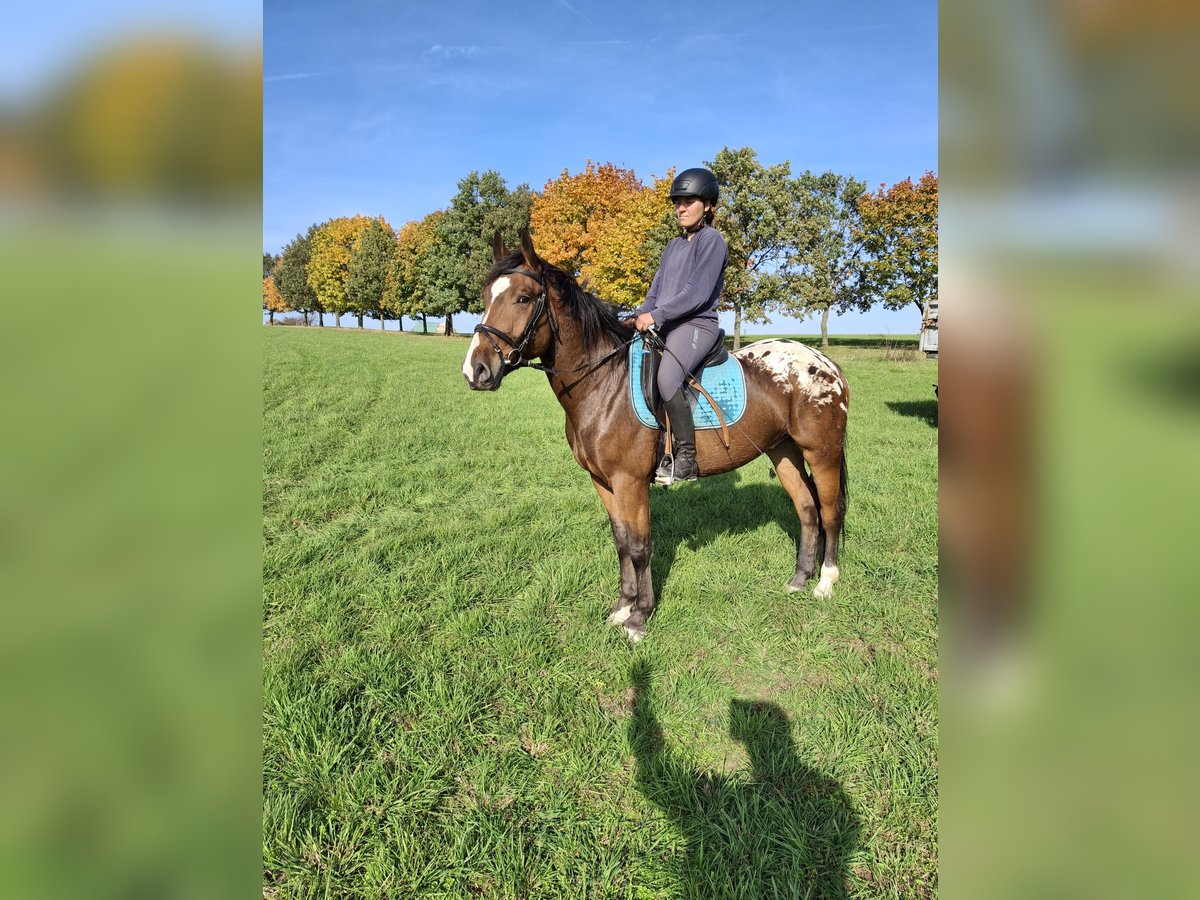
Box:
789, 171, 868, 347
262, 255, 288, 325
531, 161, 676, 308
384, 211, 444, 333
275, 228, 321, 326
855, 171, 938, 317
426, 171, 532, 335
707, 147, 807, 349
307, 214, 377, 327
347, 217, 396, 329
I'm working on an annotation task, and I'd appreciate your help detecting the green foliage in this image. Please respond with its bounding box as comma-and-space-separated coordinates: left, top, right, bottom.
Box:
346, 218, 395, 324
789, 171, 869, 344
426, 171, 533, 332
707, 147, 807, 346
263, 328, 938, 898
274, 228, 320, 319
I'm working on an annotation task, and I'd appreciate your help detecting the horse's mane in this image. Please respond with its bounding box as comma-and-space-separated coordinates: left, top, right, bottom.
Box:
486, 251, 633, 357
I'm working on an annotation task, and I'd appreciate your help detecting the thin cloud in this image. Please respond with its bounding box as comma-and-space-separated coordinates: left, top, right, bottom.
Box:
422, 44, 486, 60
264, 72, 319, 82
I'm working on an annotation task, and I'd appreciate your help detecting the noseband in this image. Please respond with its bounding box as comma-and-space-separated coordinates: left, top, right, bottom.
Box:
473, 268, 559, 371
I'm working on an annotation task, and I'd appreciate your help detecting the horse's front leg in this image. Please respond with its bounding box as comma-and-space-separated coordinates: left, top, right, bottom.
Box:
592, 474, 654, 643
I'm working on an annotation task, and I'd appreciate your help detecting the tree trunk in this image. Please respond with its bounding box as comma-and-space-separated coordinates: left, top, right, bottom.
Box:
268, 310, 274, 325
733, 305, 742, 350
445, 314, 454, 336
421, 313, 427, 333
302, 310, 309, 326
357, 313, 364, 329
821, 306, 830, 348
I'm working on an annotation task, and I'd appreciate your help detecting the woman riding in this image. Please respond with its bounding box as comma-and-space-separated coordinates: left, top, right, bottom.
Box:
628, 167, 729, 485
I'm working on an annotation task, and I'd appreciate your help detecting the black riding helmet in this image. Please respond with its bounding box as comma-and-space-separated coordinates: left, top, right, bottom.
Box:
669, 167, 719, 204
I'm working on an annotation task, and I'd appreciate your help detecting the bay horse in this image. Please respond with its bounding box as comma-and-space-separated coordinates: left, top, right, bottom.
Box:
463, 230, 849, 643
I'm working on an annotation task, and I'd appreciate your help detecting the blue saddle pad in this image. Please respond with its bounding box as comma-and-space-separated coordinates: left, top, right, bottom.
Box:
628, 334, 747, 430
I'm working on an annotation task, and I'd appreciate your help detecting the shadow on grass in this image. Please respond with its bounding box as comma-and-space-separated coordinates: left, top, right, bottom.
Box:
629, 659, 859, 898
886, 399, 939, 428
649, 471, 809, 603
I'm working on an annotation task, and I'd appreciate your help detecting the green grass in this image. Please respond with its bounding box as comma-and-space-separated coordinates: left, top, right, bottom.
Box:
263, 328, 938, 899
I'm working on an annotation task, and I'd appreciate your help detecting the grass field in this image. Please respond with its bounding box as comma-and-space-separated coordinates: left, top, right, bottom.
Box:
263, 327, 938, 899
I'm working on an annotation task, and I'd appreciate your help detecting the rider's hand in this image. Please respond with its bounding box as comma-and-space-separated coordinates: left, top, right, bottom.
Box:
634, 313, 656, 333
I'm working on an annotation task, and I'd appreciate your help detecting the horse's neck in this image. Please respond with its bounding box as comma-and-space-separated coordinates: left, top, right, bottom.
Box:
544, 321, 630, 419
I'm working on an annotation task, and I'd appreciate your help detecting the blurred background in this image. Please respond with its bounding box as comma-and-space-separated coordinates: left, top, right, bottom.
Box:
0, 4, 261, 899
3, 0, 1199, 896
941, 0, 1200, 897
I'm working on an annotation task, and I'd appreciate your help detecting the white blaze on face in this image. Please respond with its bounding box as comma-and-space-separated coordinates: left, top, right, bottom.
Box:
462, 276, 514, 380
489, 276, 512, 300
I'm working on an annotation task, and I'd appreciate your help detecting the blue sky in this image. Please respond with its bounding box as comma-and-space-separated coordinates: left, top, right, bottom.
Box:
265, 0, 937, 334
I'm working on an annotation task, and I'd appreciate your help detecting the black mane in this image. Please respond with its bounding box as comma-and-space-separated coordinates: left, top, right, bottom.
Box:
485, 250, 633, 356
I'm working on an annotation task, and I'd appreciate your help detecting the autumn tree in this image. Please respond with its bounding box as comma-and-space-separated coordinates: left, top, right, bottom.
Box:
425, 171, 532, 335
384, 211, 444, 333
307, 214, 378, 327
275, 227, 321, 326
855, 171, 938, 318
708, 147, 808, 349
262, 254, 288, 325
347, 217, 396, 329
531, 161, 676, 308
789, 171, 868, 347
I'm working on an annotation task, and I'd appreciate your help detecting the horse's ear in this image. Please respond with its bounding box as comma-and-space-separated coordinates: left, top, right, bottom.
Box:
492, 231, 506, 262
519, 227, 541, 272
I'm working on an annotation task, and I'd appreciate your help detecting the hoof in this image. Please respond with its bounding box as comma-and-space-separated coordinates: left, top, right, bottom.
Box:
607, 604, 633, 626
812, 564, 839, 600
786, 575, 810, 594
622, 623, 645, 644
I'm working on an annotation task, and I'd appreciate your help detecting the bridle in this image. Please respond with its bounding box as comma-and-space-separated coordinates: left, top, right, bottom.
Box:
472, 268, 558, 372
472, 265, 638, 393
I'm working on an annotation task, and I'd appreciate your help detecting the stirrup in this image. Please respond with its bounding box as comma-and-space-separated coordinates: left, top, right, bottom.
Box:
654, 453, 675, 486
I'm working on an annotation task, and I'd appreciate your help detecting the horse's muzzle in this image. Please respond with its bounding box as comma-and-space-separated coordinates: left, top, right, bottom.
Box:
465, 359, 502, 391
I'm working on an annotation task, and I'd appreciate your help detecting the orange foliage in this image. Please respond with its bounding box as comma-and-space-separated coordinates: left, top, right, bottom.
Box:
263, 271, 288, 314
530, 161, 675, 308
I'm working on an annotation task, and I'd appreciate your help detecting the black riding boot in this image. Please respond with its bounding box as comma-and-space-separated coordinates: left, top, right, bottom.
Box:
655, 388, 698, 485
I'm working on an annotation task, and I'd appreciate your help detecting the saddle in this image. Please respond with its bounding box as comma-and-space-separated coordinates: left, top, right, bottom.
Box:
628, 330, 747, 440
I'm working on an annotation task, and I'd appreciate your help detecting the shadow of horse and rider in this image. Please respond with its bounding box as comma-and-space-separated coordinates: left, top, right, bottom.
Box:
628, 659, 860, 899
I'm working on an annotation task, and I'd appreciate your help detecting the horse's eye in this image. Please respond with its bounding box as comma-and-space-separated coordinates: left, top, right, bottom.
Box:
515, 294, 531, 304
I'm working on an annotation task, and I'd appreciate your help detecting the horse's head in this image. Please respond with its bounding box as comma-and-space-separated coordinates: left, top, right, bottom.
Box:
462, 229, 557, 391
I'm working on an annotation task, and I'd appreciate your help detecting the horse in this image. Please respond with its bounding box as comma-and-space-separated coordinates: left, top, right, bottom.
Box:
463, 230, 849, 643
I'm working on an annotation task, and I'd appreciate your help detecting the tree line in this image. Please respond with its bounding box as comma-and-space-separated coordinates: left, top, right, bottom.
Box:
264, 147, 937, 348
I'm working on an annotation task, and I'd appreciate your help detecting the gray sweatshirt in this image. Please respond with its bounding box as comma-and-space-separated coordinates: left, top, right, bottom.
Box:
633, 225, 728, 329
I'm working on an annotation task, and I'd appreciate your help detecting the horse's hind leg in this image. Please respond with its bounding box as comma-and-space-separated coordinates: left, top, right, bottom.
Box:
803, 448, 847, 600
767, 441, 821, 593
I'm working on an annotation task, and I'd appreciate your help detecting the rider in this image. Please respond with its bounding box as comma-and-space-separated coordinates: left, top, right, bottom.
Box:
628, 167, 729, 485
